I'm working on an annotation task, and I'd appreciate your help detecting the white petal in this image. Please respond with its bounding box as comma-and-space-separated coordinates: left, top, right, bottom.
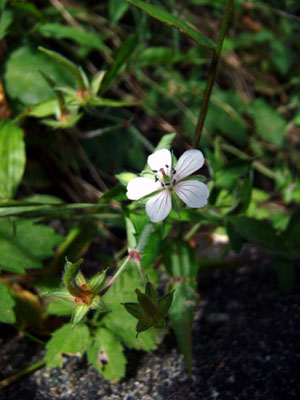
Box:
145, 190, 172, 222
126, 177, 161, 200
147, 149, 172, 174
175, 149, 205, 181
174, 180, 209, 208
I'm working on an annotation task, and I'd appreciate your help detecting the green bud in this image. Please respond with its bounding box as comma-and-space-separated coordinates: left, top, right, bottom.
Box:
91, 71, 106, 95
71, 303, 89, 327
88, 270, 106, 293
116, 172, 137, 186
90, 295, 107, 311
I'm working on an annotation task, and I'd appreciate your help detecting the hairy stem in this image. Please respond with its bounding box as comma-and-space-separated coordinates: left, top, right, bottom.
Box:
193, 0, 234, 148
0, 360, 46, 390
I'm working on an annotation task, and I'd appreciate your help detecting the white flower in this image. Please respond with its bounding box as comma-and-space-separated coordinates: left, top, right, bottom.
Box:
126, 148, 209, 223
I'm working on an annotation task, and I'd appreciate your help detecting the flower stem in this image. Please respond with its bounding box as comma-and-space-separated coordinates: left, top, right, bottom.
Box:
193, 0, 234, 148
0, 359, 46, 390
99, 223, 154, 296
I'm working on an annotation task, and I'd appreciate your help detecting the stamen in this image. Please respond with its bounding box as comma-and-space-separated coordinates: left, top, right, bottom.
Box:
165, 182, 170, 186
172, 168, 176, 174
173, 179, 176, 184
159, 168, 167, 177
161, 183, 165, 187
165, 164, 169, 168
152, 170, 158, 173
155, 176, 158, 182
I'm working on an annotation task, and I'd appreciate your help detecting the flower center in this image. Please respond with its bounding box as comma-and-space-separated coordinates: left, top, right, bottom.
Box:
153, 165, 177, 188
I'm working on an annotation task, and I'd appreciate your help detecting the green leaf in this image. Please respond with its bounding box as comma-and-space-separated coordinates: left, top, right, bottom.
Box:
87, 327, 126, 382
169, 281, 199, 373
0, 9, 13, 40
145, 281, 158, 306
283, 208, 300, 253
122, 302, 144, 319
163, 241, 198, 278
102, 266, 158, 351
227, 216, 289, 257
249, 99, 287, 147
0, 218, 63, 273
47, 298, 74, 316
0, 120, 26, 200
214, 160, 251, 190
100, 33, 138, 94
109, 0, 129, 23
39, 23, 109, 52
45, 323, 90, 368
158, 289, 175, 315
3, 45, 75, 105
226, 220, 244, 253
153, 132, 176, 152
273, 257, 295, 293
126, 0, 216, 50
27, 99, 58, 117
0, 282, 16, 323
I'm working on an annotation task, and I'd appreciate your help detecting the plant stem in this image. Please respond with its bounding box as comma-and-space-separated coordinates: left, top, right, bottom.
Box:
17, 327, 46, 346
193, 0, 234, 148
0, 359, 46, 390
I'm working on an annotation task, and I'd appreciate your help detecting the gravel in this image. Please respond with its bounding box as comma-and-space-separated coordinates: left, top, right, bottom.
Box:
1, 245, 300, 400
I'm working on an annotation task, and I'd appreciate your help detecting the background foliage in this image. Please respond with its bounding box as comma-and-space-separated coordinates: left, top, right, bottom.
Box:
0, 0, 299, 382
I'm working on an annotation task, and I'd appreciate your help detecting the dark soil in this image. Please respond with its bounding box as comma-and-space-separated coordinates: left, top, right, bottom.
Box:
1, 244, 300, 400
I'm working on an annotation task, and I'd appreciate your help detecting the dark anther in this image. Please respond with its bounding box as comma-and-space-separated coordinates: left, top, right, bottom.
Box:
173, 179, 176, 184
161, 183, 165, 187
165, 164, 169, 168
165, 182, 170, 186
155, 176, 158, 182
172, 168, 176, 174
152, 170, 158, 173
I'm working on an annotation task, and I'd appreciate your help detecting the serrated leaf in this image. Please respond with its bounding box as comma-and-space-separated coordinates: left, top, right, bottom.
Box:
136, 317, 153, 334
0, 282, 16, 323
0, 120, 26, 200
45, 323, 90, 368
126, 0, 216, 50
158, 290, 175, 315
0, 218, 63, 273
87, 327, 126, 382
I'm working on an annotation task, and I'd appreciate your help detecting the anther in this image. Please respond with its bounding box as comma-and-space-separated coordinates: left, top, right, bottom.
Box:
152, 170, 158, 173
161, 183, 165, 187
165, 164, 169, 168
172, 168, 176, 174
155, 176, 158, 182
173, 179, 176, 184
165, 182, 170, 186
